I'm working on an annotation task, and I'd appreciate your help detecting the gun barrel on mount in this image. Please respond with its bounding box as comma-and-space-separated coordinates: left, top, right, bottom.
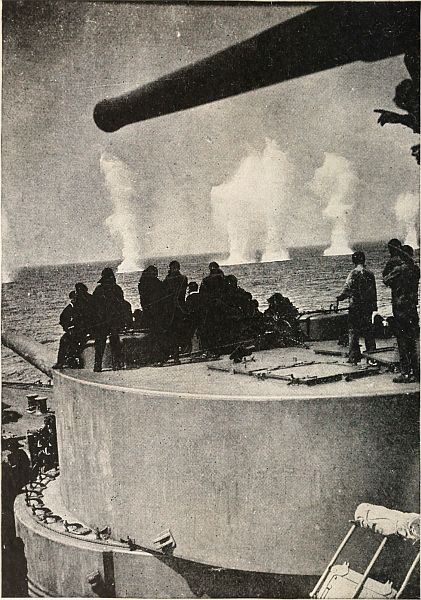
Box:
2, 329, 55, 379
94, 3, 419, 133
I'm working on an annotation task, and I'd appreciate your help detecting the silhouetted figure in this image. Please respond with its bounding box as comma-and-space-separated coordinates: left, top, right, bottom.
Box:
385, 315, 396, 338
263, 293, 303, 348
53, 291, 80, 369
384, 242, 420, 382
373, 314, 386, 339
138, 266, 165, 330
243, 298, 265, 342
223, 275, 244, 343
121, 299, 134, 330
2, 437, 30, 597
402, 244, 420, 304
225, 274, 239, 300
132, 309, 144, 331
138, 265, 168, 362
375, 80, 420, 133
74, 282, 97, 338
375, 49, 420, 163
162, 260, 188, 364
337, 251, 377, 364
92, 267, 124, 372
383, 239, 403, 280
199, 262, 226, 356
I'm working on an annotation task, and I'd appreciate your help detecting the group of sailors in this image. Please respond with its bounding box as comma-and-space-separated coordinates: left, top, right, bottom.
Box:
54, 261, 302, 372
53, 269, 131, 372
337, 240, 419, 383
54, 240, 419, 382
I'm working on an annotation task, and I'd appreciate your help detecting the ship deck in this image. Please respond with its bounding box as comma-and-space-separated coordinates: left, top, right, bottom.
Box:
62, 338, 419, 400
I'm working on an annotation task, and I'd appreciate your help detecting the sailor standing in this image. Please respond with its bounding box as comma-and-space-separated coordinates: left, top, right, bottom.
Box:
162, 260, 188, 364
383, 241, 420, 382
337, 251, 377, 364
199, 262, 226, 357
74, 282, 97, 339
53, 291, 79, 369
92, 268, 124, 372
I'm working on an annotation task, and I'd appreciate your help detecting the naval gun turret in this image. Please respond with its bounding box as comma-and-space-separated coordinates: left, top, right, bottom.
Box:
94, 3, 418, 133
3, 324, 420, 597
1, 329, 55, 379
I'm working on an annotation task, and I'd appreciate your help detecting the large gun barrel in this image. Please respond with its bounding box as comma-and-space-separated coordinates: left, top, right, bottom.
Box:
94, 3, 418, 132
2, 329, 55, 379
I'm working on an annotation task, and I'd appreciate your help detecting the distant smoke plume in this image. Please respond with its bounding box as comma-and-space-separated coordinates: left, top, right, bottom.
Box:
310, 153, 357, 256
394, 192, 419, 249
211, 139, 291, 265
100, 152, 143, 273
2, 212, 19, 283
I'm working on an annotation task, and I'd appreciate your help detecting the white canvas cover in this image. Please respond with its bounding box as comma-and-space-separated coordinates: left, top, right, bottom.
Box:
355, 503, 420, 540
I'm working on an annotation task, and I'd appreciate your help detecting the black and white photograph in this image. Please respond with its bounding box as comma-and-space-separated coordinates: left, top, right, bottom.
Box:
2, 1, 420, 598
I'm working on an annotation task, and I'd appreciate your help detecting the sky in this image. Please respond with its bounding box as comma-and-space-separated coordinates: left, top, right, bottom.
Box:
2, 1, 419, 269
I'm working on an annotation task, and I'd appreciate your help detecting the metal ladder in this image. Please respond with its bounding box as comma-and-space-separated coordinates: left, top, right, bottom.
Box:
310, 521, 419, 599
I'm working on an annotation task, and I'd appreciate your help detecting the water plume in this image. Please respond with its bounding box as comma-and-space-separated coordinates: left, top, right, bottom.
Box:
100, 152, 143, 273
310, 153, 357, 256
211, 139, 291, 265
394, 192, 419, 249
